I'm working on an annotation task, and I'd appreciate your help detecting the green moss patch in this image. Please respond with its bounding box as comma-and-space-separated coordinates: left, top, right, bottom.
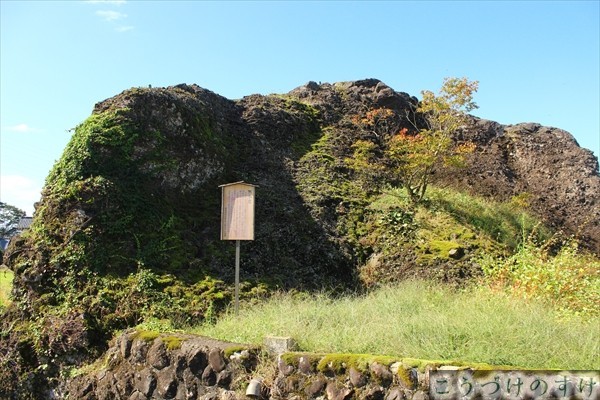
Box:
281, 351, 517, 376
132, 331, 185, 350
224, 345, 250, 358
316, 353, 398, 374
161, 335, 184, 350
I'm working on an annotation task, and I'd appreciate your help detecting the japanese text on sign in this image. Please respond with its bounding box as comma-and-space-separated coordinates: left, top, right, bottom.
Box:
220, 182, 255, 241
430, 370, 599, 400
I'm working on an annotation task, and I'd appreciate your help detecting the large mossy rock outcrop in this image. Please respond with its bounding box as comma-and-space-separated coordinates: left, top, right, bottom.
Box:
2, 79, 599, 398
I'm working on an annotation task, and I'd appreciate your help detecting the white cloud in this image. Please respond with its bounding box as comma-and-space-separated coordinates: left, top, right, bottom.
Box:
96, 10, 127, 21
0, 175, 41, 216
86, 0, 134, 32
4, 124, 42, 133
85, 0, 126, 5
116, 25, 134, 32
87, 0, 133, 31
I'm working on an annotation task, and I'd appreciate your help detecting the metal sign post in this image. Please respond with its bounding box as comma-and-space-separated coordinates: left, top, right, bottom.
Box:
219, 182, 256, 315
235, 239, 240, 314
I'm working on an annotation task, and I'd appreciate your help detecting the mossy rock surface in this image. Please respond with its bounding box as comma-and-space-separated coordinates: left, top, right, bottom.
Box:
2, 79, 596, 399
280, 351, 520, 374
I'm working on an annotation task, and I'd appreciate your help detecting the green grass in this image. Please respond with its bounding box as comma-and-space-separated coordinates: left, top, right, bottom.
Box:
373, 186, 550, 253
428, 188, 551, 250
193, 280, 599, 370
0, 266, 13, 308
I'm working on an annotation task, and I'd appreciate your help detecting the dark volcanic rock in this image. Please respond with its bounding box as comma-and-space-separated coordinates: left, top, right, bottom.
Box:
147, 339, 170, 370
2, 79, 599, 399
435, 118, 600, 252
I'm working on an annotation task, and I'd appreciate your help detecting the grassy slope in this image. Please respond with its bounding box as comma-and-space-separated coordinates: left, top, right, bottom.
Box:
0, 266, 13, 307
190, 186, 599, 370
193, 280, 599, 370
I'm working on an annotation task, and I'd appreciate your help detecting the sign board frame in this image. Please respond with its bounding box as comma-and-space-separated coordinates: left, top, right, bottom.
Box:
219, 181, 257, 315
219, 181, 256, 241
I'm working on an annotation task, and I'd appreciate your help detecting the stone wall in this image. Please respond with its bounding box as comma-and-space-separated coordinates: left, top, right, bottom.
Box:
63, 331, 451, 400
64, 331, 258, 400
270, 353, 428, 400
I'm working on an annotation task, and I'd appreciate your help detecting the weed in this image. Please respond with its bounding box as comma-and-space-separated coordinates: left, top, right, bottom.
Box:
480, 239, 600, 318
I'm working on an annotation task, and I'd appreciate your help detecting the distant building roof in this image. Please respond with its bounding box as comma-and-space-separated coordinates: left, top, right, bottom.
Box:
16, 217, 33, 230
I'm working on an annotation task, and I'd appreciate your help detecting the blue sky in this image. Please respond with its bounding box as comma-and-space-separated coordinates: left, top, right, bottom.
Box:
1, 0, 599, 215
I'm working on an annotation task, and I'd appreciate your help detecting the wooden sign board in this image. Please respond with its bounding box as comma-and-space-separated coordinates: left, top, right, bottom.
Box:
219, 182, 256, 241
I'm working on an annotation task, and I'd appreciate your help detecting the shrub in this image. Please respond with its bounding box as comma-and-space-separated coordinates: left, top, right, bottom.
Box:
480, 239, 600, 318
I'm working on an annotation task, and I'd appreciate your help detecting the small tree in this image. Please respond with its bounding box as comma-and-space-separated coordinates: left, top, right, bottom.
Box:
346, 77, 478, 203
0, 202, 26, 237
388, 77, 478, 202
